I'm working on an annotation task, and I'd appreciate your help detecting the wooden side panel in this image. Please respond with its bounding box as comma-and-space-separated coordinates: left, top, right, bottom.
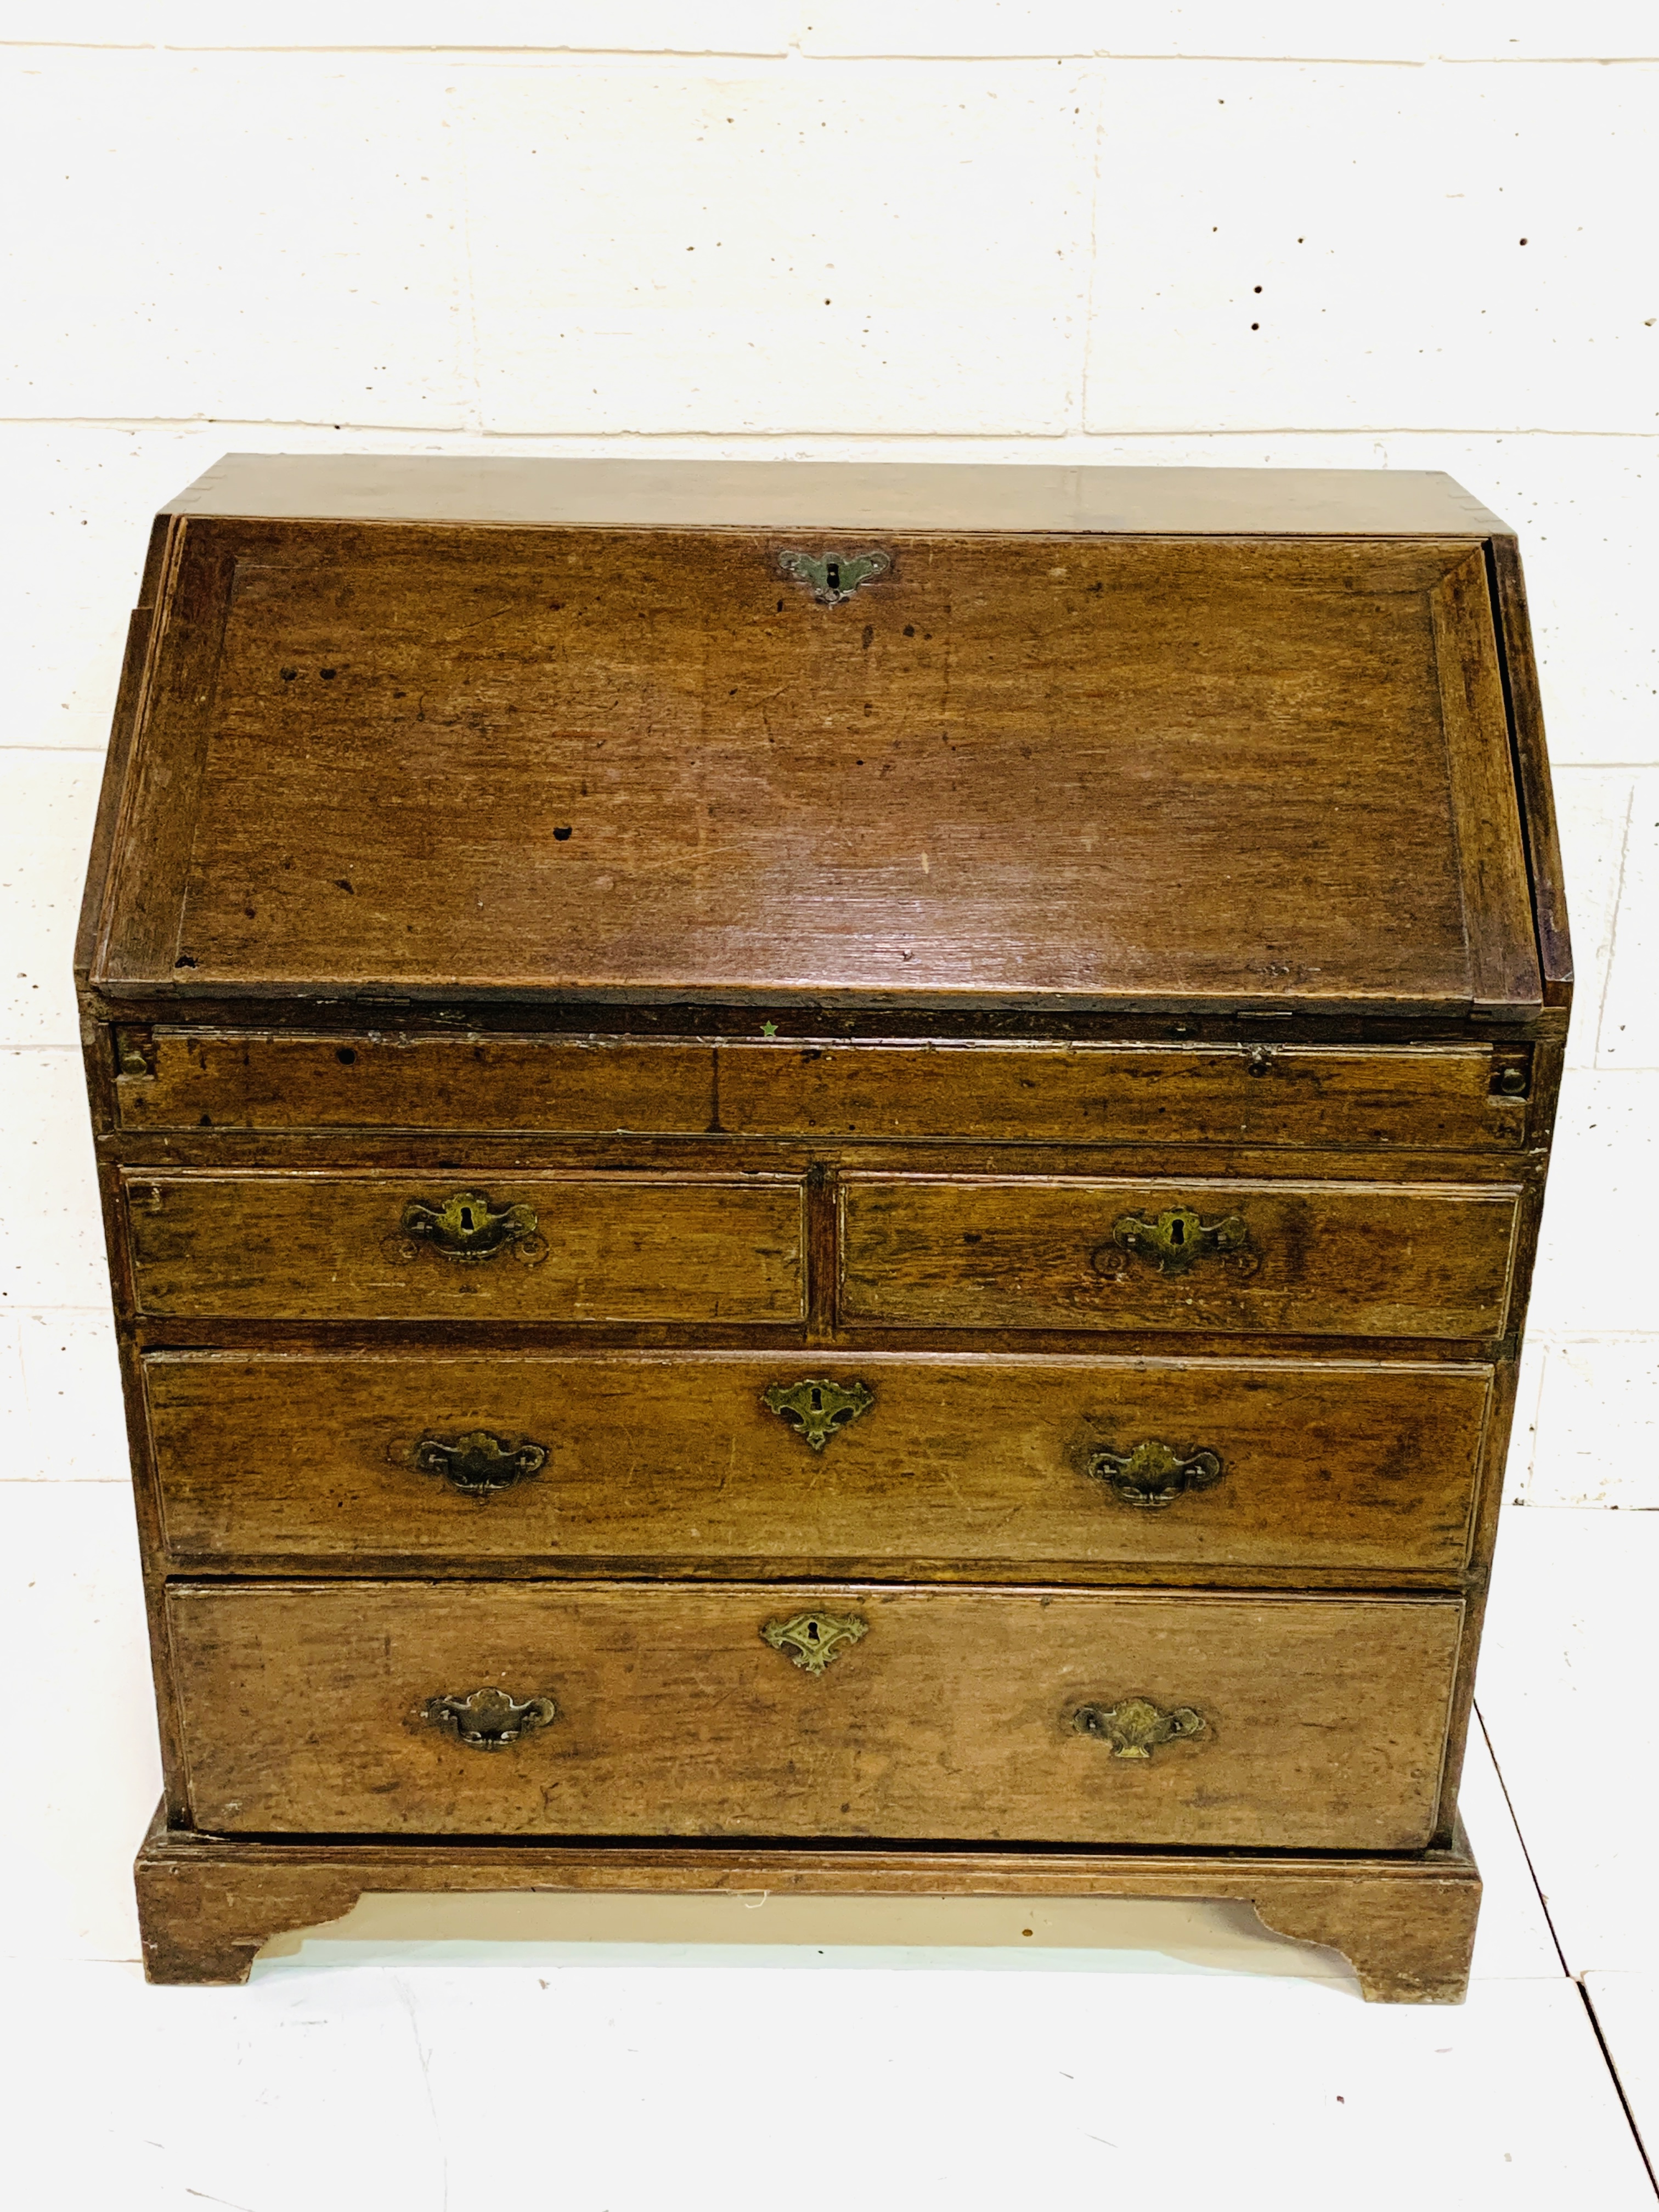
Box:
1489, 536, 1572, 1006
840, 1176, 1521, 1340
144, 1351, 1494, 1576
76, 582, 166, 988
113, 1030, 1527, 1149
168, 1583, 1465, 1850
95, 523, 235, 985
123, 1173, 806, 1323
1430, 552, 1543, 1013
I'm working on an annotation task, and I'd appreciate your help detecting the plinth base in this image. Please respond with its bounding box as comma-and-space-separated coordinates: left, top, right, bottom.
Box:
134, 1806, 1479, 2002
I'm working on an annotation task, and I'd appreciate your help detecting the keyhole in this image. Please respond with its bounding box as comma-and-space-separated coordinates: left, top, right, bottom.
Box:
806, 1620, 821, 1643
809, 1387, 823, 1410
826, 561, 840, 594
459, 1206, 475, 1232
1170, 1218, 1186, 1245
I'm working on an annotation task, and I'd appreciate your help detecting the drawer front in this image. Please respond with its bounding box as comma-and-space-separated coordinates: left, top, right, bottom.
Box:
840, 1176, 1520, 1340
146, 1351, 1492, 1576
124, 1173, 805, 1323
169, 1583, 1464, 1849
719, 1041, 1525, 1150
115, 1029, 1526, 1151
117, 1031, 716, 1136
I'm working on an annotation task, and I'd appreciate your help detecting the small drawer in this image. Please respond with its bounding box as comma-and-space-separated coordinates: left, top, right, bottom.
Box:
115, 1030, 716, 1135
123, 1172, 805, 1323
719, 1041, 1528, 1150
112, 1029, 1530, 1150
145, 1350, 1493, 1577
168, 1582, 1464, 1849
840, 1174, 1520, 1341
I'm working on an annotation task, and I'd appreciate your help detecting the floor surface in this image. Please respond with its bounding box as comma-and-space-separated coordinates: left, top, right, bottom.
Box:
2, 1489, 1656, 2208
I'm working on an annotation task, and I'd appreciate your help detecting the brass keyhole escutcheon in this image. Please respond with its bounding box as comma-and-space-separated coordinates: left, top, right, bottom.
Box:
1097, 1207, 1255, 1280
392, 1189, 547, 1266
777, 548, 894, 606
762, 1376, 875, 1452
762, 1610, 869, 1675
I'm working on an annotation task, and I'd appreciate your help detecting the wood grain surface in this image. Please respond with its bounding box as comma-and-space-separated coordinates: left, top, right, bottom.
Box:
718, 1040, 1526, 1149
161, 454, 1513, 537
144, 1350, 1493, 1577
92, 524, 1540, 1015
75, 461, 1572, 2006
134, 1799, 1483, 2001
167, 1582, 1465, 1850
840, 1175, 1521, 1339
123, 1171, 805, 1322
112, 1028, 1527, 1148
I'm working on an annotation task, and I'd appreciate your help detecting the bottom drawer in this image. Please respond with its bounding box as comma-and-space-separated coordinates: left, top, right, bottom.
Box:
169, 1583, 1463, 1850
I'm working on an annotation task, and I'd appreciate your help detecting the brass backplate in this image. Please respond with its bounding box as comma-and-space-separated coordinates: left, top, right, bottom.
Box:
1086, 1437, 1224, 1510
1073, 1696, 1205, 1759
413, 1430, 549, 1496
424, 1686, 558, 1751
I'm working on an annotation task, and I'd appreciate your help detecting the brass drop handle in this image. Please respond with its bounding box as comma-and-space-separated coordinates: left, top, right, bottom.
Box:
1087, 1438, 1224, 1511
387, 1189, 547, 1266
1074, 1697, 1205, 1759
762, 1610, 868, 1675
425, 1688, 557, 1751
1095, 1207, 1257, 1280
414, 1430, 549, 1496
762, 1376, 874, 1452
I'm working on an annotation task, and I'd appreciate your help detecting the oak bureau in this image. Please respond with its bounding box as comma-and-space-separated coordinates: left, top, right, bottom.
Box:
78, 456, 1568, 1998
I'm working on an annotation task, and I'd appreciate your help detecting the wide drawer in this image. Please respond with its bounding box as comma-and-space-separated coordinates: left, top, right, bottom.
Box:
168, 1583, 1464, 1848
123, 1172, 805, 1323
840, 1175, 1520, 1340
114, 1029, 1527, 1150
145, 1351, 1493, 1576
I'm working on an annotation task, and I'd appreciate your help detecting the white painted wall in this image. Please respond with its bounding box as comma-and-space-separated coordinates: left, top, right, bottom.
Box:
2, 4, 1654, 1506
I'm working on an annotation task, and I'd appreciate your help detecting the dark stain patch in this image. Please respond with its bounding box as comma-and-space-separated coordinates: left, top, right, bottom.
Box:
553, 826, 574, 842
